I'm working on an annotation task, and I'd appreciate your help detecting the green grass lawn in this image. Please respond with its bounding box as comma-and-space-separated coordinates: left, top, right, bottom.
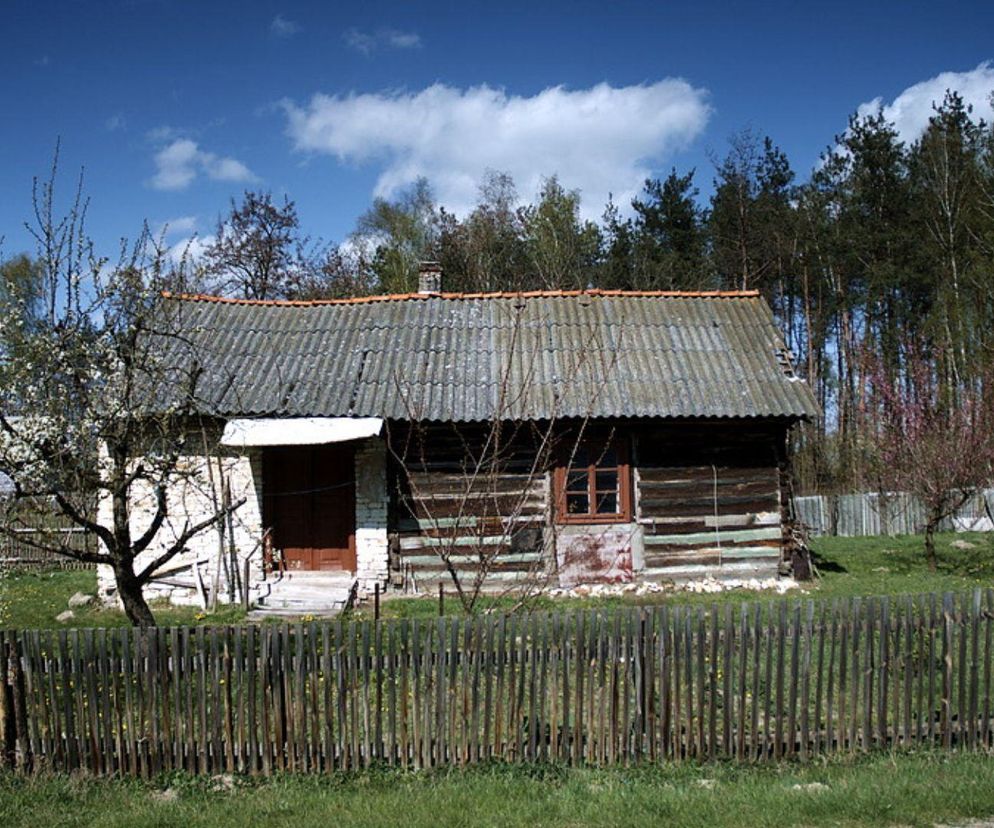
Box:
362, 530, 994, 621
3, 751, 994, 827
808, 531, 994, 597
2, 531, 993, 628
0, 569, 246, 629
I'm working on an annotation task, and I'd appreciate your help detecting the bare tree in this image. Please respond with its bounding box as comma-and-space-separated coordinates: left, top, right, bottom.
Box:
387, 300, 624, 612
0, 158, 242, 626
202, 190, 308, 300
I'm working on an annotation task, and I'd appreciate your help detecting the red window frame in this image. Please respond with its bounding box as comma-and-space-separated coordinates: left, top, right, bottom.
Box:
554, 436, 632, 524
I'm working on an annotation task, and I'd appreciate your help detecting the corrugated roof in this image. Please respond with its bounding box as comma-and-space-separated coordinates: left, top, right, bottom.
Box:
153, 290, 820, 422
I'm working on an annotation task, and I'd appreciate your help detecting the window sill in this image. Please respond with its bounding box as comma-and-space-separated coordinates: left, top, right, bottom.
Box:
556, 514, 630, 526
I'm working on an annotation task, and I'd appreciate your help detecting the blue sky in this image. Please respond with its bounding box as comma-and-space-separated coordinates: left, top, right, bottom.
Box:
3, 0, 993, 261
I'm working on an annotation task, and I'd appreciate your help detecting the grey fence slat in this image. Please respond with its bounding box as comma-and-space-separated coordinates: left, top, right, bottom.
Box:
794, 489, 994, 538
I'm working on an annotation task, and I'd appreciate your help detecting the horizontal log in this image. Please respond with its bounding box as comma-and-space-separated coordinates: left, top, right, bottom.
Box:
638, 495, 779, 517
398, 555, 543, 571
405, 494, 547, 519
703, 511, 781, 528
636, 465, 776, 483
637, 479, 778, 498
406, 474, 546, 494
396, 516, 544, 534
645, 542, 781, 558
399, 534, 510, 550
644, 546, 782, 567
635, 518, 711, 534
642, 527, 782, 547
641, 560, 780, 581
645, 552, 722, 568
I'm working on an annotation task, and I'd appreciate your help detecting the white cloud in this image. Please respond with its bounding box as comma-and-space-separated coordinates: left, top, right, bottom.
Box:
105, 113, 126, 132
168, 234, 214, 265
857, 62, 994, 144
149, 138, 257, 191
385, 30, 421, 49
149, 216, 210, 266
283, 80, 711, 218
147, 125, 181, 143
154, 215, 198, 239
344, 27, 422, 55
270, 14, 301, 38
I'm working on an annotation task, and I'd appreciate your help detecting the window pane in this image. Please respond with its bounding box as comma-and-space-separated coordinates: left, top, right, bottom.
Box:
595, 491, 618, 514
566, 471, 588, 492
566, 492, 589, 514
595, 470, 617, 492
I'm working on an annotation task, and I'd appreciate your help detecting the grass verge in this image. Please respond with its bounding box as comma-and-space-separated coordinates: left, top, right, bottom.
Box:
2, 531, 993, 628
2, 751, 994, 827
0, 569, 246, 629
361, 530, 994, 620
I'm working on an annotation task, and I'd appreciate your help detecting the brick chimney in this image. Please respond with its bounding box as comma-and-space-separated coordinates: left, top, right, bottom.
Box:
417, 261, 443, 294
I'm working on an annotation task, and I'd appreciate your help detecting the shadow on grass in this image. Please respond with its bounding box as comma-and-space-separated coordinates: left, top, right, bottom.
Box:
809, 551, 847, 574
937, 542, 994, 578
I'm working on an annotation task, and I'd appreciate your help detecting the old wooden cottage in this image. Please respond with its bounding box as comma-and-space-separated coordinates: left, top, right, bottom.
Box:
98, 268, 819, 612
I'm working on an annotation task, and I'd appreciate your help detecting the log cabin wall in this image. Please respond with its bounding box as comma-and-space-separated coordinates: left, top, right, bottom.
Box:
385, 423, 551, 592
633, 422, 787, 582
385, 420, 793, 592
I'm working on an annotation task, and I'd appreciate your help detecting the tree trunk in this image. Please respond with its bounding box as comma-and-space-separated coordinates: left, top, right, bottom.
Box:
924, 520, 939, 573
113, 564, 157, 627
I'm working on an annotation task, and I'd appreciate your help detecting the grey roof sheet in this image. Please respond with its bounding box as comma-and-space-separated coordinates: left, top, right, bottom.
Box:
154, 292, 819, 422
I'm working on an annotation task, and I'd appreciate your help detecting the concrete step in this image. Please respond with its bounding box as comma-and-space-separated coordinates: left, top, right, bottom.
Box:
250, 574, 358, 619
247, 607, 345, 621
259, 596, 349, 608
258, 588, 352, 602
270, 570, 354, 584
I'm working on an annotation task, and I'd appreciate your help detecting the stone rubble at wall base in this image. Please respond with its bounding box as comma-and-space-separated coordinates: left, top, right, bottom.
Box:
548, 576, 800, 599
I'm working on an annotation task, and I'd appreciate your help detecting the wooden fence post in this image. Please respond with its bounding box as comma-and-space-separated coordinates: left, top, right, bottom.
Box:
942, 592, 954, 750
2, 631, 30, 772
0, 630, 12, 769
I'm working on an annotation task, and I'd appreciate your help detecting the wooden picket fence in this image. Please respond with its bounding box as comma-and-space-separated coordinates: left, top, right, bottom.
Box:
1, 495, 99, 570
2, 589, 994, 776
0, 527, 96, 570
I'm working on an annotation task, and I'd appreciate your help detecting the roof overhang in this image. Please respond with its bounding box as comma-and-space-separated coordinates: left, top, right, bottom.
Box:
219, 417, 383, 448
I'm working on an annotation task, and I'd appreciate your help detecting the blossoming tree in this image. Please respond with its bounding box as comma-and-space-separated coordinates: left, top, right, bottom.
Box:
0, 160, 240, 626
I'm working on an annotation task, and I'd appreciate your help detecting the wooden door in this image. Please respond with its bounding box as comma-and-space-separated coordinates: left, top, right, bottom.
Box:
263, 444, 356, 571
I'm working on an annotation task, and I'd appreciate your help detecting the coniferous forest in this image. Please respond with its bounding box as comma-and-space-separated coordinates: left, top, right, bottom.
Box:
4, 91, 994, 495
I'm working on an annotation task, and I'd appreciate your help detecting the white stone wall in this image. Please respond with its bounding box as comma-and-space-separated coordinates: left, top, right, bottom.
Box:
554, 523, 645, 587
98, 432, 392, 607
97, 438, 265, 607
354, 438, 389, 593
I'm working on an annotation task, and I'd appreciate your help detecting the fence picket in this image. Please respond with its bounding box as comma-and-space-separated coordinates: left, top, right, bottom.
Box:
4, 587, 993, 776
983, 590, 993, 748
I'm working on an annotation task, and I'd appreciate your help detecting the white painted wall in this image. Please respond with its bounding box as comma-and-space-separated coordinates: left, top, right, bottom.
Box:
354, 438, 389, 593
97, 441, 265, 607
97, 431, 391, 608
554, 523, 644, 587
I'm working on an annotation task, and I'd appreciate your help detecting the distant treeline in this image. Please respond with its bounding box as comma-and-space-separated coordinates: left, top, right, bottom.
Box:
4, 91, 993, 494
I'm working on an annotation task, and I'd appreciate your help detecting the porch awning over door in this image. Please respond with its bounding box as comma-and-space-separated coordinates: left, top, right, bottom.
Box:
219, 417, 383, 448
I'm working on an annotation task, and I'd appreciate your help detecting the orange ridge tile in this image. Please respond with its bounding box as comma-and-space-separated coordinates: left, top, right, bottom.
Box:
160, 288, 761, 306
